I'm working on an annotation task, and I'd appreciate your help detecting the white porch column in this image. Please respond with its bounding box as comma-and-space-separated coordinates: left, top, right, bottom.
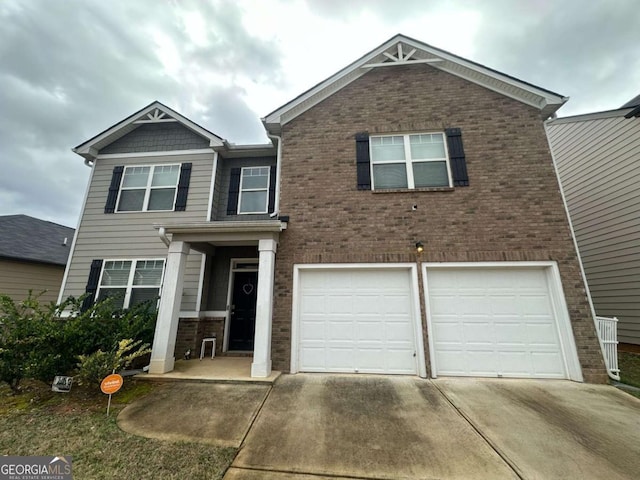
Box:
251, 238, 277, 377
149, 240, 190, 374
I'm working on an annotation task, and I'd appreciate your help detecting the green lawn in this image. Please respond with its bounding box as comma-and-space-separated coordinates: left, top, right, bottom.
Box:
0, 380, 236, 479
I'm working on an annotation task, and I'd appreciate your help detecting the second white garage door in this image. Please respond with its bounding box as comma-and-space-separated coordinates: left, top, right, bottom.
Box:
427, 267, 568, 379
296, 268, 420, 374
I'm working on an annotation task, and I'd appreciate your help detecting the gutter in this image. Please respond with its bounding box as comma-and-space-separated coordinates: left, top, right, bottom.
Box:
266, 133, 282, 218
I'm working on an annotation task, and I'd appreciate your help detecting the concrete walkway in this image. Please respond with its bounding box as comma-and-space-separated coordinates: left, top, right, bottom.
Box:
118, 374, 640, 479
118, 382, 270, 447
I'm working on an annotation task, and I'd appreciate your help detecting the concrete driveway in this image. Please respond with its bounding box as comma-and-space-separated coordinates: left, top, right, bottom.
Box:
226, 375, 640, 480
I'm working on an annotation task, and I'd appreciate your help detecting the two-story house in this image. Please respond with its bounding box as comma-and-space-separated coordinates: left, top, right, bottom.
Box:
547, 95, 640, 350
59, 34, 607, 383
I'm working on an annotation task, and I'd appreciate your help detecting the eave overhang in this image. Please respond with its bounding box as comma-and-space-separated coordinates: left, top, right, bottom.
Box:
263, 34, 568, 134
73, 101, 225, 162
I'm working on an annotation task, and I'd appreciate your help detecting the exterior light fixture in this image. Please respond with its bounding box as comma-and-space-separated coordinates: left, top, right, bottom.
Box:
415, 241, 424, 254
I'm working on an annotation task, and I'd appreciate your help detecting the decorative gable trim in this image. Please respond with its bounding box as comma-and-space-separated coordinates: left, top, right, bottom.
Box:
263, 34, 568, 132
73, 101, 224, 162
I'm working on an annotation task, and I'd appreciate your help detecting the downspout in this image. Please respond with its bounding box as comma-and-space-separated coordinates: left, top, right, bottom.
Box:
57, 157, 95, 305
545, 120, 605, 381
158, 227, 170, 247
267, 133, 282, 218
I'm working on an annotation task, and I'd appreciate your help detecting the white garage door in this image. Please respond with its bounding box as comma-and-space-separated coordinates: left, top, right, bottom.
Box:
297, 268, 418, 374
427, 268, 567, 379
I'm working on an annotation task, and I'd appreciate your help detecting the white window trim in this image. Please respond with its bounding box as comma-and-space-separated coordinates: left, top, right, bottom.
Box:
237, 166, 270, 214
96, 258, 166, 309
116, 164, 180, 213
369, 132, 453, 189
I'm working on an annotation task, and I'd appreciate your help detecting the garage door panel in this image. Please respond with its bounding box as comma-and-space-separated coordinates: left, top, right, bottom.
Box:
298, 268, 418, 375
428, 267, 567, 379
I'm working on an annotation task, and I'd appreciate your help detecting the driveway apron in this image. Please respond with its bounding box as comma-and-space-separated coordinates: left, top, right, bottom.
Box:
435, 378, 640, 480
230, 374, 518, 479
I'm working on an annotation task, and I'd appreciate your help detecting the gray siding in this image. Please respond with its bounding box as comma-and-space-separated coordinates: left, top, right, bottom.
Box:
547, 114, 640, 344
100, 123, 210, 154
0, 259, 64, 304
62, 152, 215, 311
212, 156, 276, 221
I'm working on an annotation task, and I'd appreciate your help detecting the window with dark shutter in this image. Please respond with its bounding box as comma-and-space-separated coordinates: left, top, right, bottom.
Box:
445, 128, 469, 187
174, 162, 192, 211
227, 167, 242, 215
268, 165, 277, 212
355, 132, 371, 190
81, 259, 103, 312
104, 166, 124, 213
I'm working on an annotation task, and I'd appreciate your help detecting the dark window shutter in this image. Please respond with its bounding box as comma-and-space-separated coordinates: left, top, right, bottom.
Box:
174, 162, 192, 211
104, 166, 124, 213
81, 259, 103, 312
268, 165, 277, 213
227, 168, 242, 215
355, 132, 371, 190
445, 128, 469, 187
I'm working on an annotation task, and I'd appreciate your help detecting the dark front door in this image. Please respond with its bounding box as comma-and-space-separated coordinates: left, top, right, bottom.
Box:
228, 270, 258, 351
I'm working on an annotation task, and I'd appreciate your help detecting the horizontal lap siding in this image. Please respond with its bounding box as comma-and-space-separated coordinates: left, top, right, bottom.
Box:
548, 115, 640, 344
62, 152, 214, 310
0, 259, 64, 304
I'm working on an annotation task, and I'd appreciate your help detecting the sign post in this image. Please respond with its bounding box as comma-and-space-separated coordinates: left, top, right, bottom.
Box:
100, 373, 124, 416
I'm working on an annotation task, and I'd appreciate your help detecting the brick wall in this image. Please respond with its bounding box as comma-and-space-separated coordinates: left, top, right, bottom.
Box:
174, 317, 225, 358
272, 64, 608, 383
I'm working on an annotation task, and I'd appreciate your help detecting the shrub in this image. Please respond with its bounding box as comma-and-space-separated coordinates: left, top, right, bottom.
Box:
0, 292, 157, 391
76, 339, 151, 387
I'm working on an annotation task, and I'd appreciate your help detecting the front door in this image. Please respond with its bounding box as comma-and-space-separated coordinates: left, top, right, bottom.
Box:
228, 270, 258, 351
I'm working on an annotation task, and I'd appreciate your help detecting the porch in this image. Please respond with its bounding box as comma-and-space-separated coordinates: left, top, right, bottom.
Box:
143, 356, 281, 383
148, 220, 286, 378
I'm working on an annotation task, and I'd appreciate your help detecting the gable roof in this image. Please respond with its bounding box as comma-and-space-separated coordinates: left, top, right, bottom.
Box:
0, 215, 75, 266
73, 101, 225, 162
263, 34, 568, 133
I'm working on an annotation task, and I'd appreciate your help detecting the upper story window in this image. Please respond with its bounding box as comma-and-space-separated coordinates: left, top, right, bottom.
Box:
370, 133, 452, 189
117, 164, 180, 212
97, 259, 165, 309
238, 166, 270, 214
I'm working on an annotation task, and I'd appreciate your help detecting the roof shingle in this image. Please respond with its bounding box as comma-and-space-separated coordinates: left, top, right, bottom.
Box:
0, 215, 75, 266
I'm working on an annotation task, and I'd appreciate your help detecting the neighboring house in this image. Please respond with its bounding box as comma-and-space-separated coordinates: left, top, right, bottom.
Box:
60, 34, 607, 383
0, 215, 74, 304
546, 95, 640, 349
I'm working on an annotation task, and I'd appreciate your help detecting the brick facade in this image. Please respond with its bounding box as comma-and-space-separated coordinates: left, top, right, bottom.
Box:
174, 317, 225, 359
271, 64, 608, 383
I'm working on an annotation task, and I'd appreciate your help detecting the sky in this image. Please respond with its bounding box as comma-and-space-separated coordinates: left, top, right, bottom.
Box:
1, 0, 638, 228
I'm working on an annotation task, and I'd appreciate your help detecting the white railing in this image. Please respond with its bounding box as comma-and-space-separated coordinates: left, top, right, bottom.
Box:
595, 316, 620, 381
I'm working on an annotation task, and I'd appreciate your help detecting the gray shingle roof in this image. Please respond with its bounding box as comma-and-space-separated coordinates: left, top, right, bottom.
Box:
0, 215, 75, 266
621, 93, 640, 109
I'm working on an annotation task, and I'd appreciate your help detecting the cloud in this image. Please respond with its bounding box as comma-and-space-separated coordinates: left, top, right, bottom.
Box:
0, 0, 284, 226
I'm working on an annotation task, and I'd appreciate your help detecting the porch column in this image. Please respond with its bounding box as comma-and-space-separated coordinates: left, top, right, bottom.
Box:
149, 240, 190, 374
252, 238, 277, 377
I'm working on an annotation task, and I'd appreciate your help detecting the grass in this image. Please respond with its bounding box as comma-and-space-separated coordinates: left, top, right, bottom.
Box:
0, 379, 236, 479
619, 352, 640, 394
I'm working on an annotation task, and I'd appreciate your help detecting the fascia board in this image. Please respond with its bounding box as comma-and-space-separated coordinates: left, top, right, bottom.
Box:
73, 101, 224, 160
265, 34, 567, 127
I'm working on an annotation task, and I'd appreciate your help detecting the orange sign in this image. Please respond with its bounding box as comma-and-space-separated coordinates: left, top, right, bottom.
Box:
100, 373, 123, 395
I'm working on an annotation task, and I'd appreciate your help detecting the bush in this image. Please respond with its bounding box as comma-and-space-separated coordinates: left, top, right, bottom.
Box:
0, 292, 157, 391
76, 339, 151, 387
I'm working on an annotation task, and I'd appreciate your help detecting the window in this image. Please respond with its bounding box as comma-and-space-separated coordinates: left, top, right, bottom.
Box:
96, 259, 165, 309
238, 166, 270, 214
117, 165, 180, 212
370, 133, 451, 189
